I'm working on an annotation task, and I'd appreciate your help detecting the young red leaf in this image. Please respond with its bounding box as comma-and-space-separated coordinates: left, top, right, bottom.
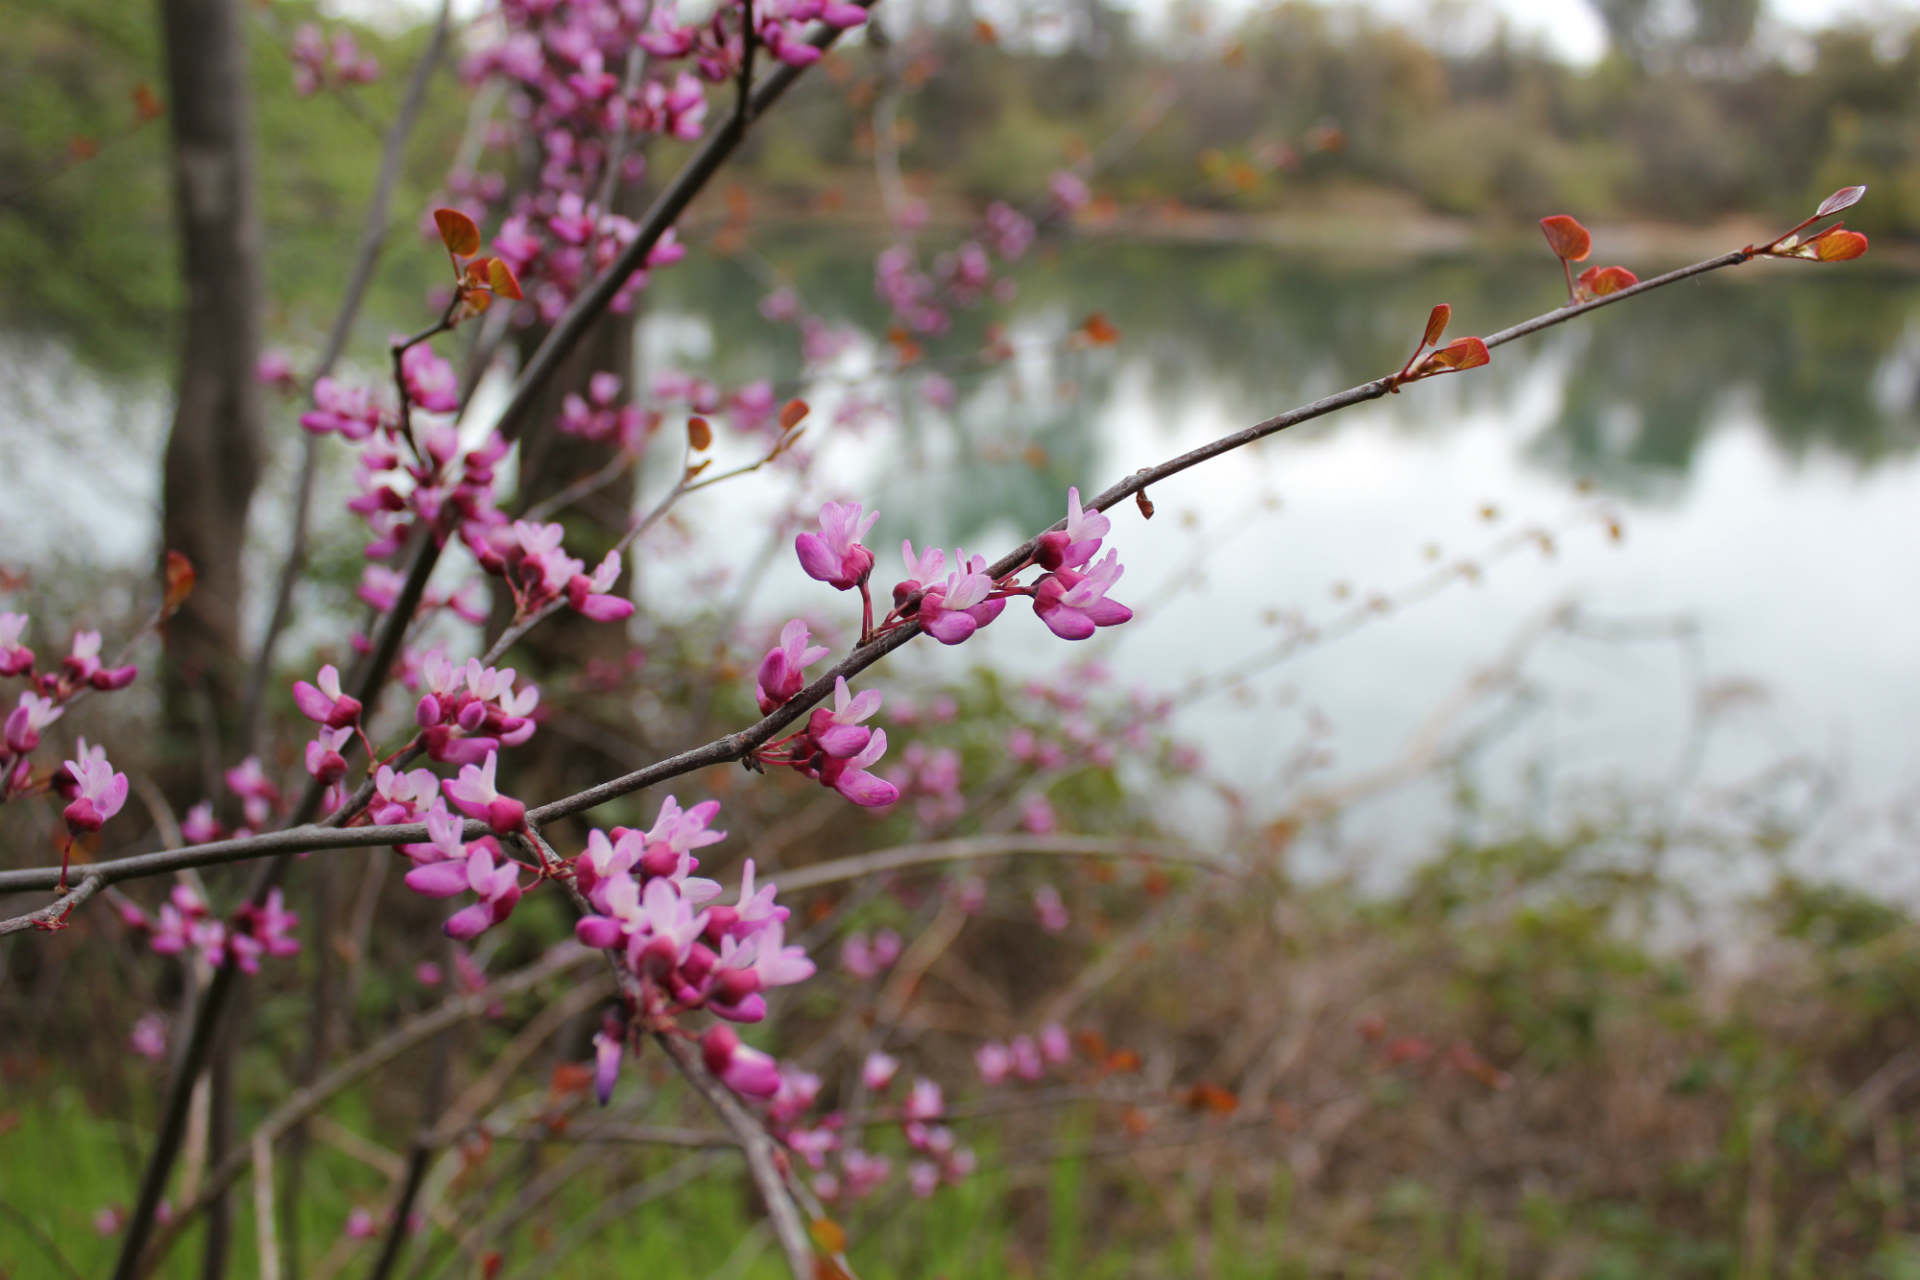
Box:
487, 257, 524, 300
1414, 337, 1491, 378
433, 208, 482, 258
686, 416, 713, 452
1816, 184, 1867, 218
162, 550, 196, 617
778, 398, 810, 431
1077, 312, 1121, 346
1539, 215, 1592, 263
809, 1219, 848, 1255
1812, 228, 1869, 261
1577, 265, 1638, 297
131, 83, 164, 122
1422, 303, 1451, 348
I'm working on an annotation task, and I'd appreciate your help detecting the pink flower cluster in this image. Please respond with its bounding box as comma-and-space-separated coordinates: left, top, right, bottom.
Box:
289, 23, 380, 98
411, 649, 541, 768
754, 676, 899, 807
573, 801, 813, 1028
975, 1023, 1073, 1084
464, 520, 635, 625
784, 1072, 976, 1204
121, 885, 301, 973
398, 803, 525, 939
558, 372, 658, 449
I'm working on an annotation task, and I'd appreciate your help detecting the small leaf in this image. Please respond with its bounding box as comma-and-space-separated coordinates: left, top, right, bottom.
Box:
1135, 489, 1155, 520
779, 398, 810, 431
1421, 303, 1451, 348
1816, 184, 1867, 218
162, 551, 196, 617
1077, 312, 1121, 346
131, 83, 164, 122
1538, 215, 1592, 263
1812, 228, 1869, 261
488, 257, 524, 299
1576, 265, 1638, 297
433, 208, 482, 258
686, 416, 713, 452
68, 136, 99, 161
972, 17, 997, 41
1185, 1083, 1240, 1114
1414, 337, 1491, 377
809, 1218, 848, 1255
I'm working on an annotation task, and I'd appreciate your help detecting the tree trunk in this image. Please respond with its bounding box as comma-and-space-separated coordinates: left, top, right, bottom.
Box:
158, 0, 266, 781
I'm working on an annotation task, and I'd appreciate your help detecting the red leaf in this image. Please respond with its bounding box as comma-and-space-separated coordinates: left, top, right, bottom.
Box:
162, 551, 196, 617
1422, 303, 1451, 348
1576, 265, 1638, 297
1077, 312, 1121, 346
1184, 1082, 1239, 1114
1538, 215, 1592, 263
973, 17, 998, 41
779, 398, 810, 431
433, 208, 482, 258
68, 136, 99, 161
1812, 228, 1869, 261
487, 257, 524, 299
1816, 184, 1867, 218
131, 83, 164, 122
1414, 337, 1490, 378
809, 1219, 848, 1255
687, 416, 713, 452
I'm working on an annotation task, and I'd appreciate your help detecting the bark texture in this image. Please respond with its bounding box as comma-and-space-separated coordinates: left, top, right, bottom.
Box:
158, 0, 267, 757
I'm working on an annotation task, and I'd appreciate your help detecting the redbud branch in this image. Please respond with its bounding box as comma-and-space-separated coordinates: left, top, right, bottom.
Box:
0, 244, 1768, 904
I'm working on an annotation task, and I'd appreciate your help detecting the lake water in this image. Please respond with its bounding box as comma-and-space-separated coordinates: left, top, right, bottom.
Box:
5, 236, 1918, 888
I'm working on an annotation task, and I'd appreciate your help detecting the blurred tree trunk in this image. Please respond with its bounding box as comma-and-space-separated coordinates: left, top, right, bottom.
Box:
157, 0, 266, 791
156, 1, 264, 1273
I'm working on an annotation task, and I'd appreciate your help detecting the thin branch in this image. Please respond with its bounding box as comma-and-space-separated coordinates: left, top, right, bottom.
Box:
654, 1031, 816, 1279
494, 1152, 732, 1280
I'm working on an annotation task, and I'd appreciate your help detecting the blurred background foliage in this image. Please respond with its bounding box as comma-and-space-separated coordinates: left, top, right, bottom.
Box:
4, 0, 1920, 374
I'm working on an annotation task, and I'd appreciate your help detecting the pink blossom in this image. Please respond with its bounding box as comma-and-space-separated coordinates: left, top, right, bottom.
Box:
909, 1160, 939, 1199
304, 727, 352, 785
1034, 883, 1069, 933
400, 343, 460, 413
862, 1050, 899, 1092
919, 372, 956, 409
63, 750, 128, 835
755, 618, 830, 714
181, 802, 223, 844
1035, 487, 1111, 571
344, 1209, 376, 1240
1020, 794, 1057, 834
917, 548, 1004, 646
442, 751, 527, 834
841, 1149, 892, 1199
94, 1207, 126, 1236
5, 691, 61, 754
129, 1013, 168, 1061
592, 1020, 624, 1105
254, 350, 297, 393
1010, 1034, 1044, 1080
230, 888, 302, 973
1041, 1023, 1072, 1064
1031, 549, 1132, 641
975, 1042, 1011, 1084
819, 727, 898, 807
1049, 169, 1091, 211
805, 675, 883, 759
903, 1077, 944, 1122
795, 501, 879, 590
293, 664, 362, 729
701, 1025, 782, 1098
371, 764, 440, 825
226, 757, 278, 831
442, 839, 524, 941
0, 612, 31, 675
566, 550, 634, 622
301, 377, 384, 440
